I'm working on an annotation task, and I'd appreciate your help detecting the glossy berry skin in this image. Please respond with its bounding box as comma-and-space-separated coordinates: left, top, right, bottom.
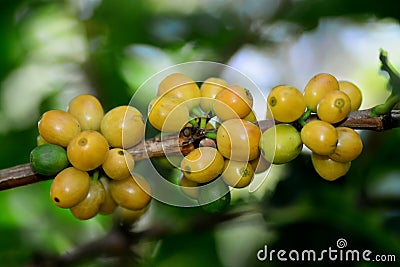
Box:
317, 90, 351, 124
303, 73, 339, 112
200, 77, 228, 113
102, 148, 135, 180
38, 110, 81, 147
339, 81, 362, 111
148, 95, 189, 132
198, 178, 231, 213
67, 130, 109, 171
179, 175, 199, 199
181, 147, 224, 183
50, 167, 90, 208
259, 124, 303, 164
311, 153, 351, 181
67, 94, 104, 131
157, 73, 201, 108
221, 159, 254, 188
70, 180, 105, 220
217, 119, 261, 161
214, 85, 253, 121
300, 120, 338, 155
329, 127, 363, 162
267, 85, 306, 122
109, 174, 151, 211
101, 105, 145, 148
30, 143, 69, 176
98, 176, 118, 214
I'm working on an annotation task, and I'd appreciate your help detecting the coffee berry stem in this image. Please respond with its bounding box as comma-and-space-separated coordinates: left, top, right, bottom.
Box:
370, 49, 400, 117
297, 108, 313, 127
92, 170, 100, 183
371, 94, 400, 117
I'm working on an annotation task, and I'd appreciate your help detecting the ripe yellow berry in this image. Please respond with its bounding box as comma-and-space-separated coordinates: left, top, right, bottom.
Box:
50, 167, 90, 208
67, 130, 109, 171
339, 81, 362, 111
148, 95, 189, 132
67, 94, 104, 131
317, 90, 351, 124
102, 148, 135, 180
200, 77, 228, 113
157, 73, 200, 108
267, 85, 306, 122
101, 105, 145, 148
38, 110, 81, 147
304, 73, 339, 112
329, 127, 363, 162
214, 85, 253, 121
311, 153, 351, 181
217, 119, 261, 161
109, 174, 152, 211
181, 147, 224, 183
300, 120, 338, 155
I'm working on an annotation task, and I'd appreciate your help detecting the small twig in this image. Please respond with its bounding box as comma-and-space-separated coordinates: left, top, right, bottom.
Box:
1, 109, 400, 191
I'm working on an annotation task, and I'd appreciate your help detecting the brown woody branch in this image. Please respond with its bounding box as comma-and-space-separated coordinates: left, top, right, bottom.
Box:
1, 108, 399, 191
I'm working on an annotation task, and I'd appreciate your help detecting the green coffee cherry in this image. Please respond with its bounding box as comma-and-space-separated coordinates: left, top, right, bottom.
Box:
30, 144, 69, 176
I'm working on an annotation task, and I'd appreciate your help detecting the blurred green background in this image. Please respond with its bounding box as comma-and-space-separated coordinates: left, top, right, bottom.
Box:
1, 0, 400, 266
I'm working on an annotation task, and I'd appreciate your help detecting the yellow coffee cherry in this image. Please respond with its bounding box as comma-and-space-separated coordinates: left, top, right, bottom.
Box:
109, 174, 152, 211
311, 153, 351, 181
148, 95, 189, 132
339, 81, 362, 111
300, 120, 338, 155
317, 90, 351, 124
102, 148, 135, 180
70, 180, 105, 220
221, 159, 254, 188
50, 167, 90, 208
101, 105, 145, 148
329, 127, 363, 162
214, 85, 253, 121
38, 110, 81, 147
267, 85, 306, 122
216, 119, 261, 161
304, 73, 339, 112
181, 147, 224, 183
157, 73, 201, 108
67, 130, 109, 171
67, 94, 104, 131
200, 77, 228, 113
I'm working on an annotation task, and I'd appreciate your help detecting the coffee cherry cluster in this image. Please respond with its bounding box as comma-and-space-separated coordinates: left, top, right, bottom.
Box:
261, 73, 363, 181
31, 94, 151, 221
148, 73, 268, 212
